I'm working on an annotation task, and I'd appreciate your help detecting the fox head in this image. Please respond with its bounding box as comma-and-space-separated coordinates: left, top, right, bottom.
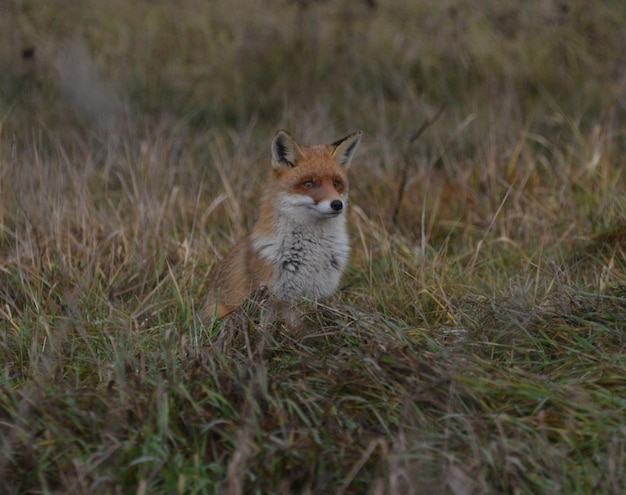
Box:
270, 130, 362, 222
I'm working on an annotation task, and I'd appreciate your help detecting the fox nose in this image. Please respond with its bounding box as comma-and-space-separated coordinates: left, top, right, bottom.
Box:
330, 200, 343, 212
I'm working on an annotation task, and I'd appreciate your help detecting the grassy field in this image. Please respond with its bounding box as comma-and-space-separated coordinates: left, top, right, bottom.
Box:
1, 0, 626, 493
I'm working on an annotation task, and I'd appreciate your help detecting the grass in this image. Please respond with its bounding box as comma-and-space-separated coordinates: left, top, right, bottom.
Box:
1, 0, 625, 493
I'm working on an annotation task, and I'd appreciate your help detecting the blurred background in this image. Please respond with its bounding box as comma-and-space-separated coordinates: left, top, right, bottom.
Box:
4, 1, 625, 122
3, 0, 624, 140
1, 0, 625, 258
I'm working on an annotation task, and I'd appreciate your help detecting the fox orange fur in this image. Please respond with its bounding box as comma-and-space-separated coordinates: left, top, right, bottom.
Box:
204, 130, 362, 319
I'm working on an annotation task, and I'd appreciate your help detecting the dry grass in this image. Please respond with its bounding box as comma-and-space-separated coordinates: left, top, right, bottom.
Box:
1, 0, 625, 493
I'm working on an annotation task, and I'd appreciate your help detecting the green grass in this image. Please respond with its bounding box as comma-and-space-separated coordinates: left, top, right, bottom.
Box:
1, 0, 626, 493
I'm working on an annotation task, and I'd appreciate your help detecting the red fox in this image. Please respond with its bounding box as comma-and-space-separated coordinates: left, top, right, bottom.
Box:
204, 130, 362, 319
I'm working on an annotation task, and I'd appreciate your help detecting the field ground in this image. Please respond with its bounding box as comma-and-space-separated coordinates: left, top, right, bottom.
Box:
1, 0, 625, 493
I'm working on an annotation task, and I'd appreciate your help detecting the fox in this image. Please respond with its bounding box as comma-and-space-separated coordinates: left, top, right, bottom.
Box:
203, 129, 363, 320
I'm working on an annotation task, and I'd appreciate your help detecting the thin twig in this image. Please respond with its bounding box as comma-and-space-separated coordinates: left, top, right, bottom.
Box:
392, 103, 446, 227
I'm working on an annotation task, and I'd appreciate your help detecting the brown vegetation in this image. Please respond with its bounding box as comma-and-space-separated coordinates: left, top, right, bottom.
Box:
1, 0, 625, 493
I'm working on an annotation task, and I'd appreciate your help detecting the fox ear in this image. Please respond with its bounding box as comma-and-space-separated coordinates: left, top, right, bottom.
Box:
331, 131, 362, 168
271, 130, 304, 170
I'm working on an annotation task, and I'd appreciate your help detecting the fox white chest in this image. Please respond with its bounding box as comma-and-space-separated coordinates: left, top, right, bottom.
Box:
252, 219, 350, 302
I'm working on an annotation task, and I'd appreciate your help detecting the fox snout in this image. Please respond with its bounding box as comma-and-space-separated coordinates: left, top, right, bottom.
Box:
311, 198, 346, 217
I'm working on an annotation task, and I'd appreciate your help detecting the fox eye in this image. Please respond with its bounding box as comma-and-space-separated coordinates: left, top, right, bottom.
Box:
333, 180, 342, 189
303, 180, 315, 188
